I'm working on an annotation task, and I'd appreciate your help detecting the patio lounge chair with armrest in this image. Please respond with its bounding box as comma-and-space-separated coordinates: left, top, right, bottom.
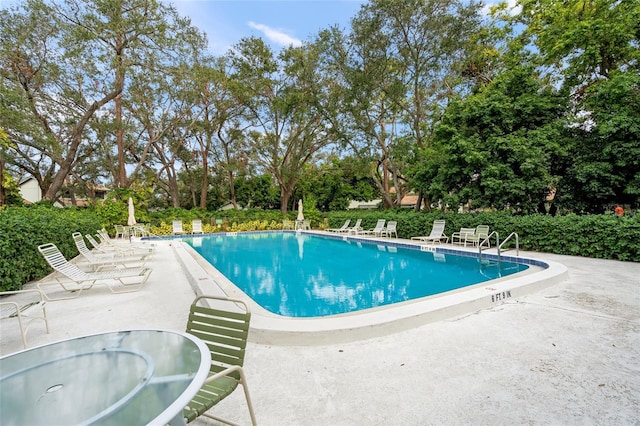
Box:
96, 229, 155, 252
327, 219, 351, 233
282, 219, 294, 230
72, 232, 149, 270
86, 233, 153, 257
1, 289, 50, 348
37, 243, 152, 301
192, 219, 204, 234
114, 224, 128, 239
359, 219, 386, 237
128, 224, 150, 237
464, 225, 491, 248
381, 221, 398, 238
451, 227, 477, 246
173, 220, 185, 235
346, 219, 363, 235
411, 220, 449, 244
183, 295, 257, 425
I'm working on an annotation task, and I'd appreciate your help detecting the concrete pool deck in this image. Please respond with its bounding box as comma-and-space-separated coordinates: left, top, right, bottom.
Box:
1, 237, 639, 425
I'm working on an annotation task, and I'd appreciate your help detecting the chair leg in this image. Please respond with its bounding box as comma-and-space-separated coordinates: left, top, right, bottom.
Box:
238, 369, 258, 426
199, 368, 257, 426
16, 311, 28, 349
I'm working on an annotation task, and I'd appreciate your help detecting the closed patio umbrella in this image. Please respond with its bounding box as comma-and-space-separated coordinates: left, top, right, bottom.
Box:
296, 199, 304, 221
127, 197, 136, 226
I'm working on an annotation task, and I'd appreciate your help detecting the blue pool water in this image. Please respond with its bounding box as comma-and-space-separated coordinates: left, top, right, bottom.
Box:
186, 232, 528, 317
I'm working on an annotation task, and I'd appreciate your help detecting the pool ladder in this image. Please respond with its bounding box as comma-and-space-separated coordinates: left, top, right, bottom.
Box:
478, 231, 519, 264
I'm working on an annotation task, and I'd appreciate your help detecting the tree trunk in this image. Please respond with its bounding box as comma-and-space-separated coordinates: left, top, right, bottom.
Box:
200, 156, 208, 209
415, 190, 423, 212
168, 168, 180, 208
114, 38, 127, 188
280, 185, 293, 214
228, 169, 238, 209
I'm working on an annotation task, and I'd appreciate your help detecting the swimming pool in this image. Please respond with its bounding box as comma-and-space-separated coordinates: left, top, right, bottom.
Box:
174, 231, 567, 344
186, 232, 528, 317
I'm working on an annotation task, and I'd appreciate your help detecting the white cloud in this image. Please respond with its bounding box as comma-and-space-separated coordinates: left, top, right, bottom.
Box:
248, 21, 303, 47
481, 0, 522, 17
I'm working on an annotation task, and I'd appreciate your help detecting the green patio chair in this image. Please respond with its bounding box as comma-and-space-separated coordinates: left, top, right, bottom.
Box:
451, 227, 476, 246
465, 225, 491, 248
183, 295, 257, 426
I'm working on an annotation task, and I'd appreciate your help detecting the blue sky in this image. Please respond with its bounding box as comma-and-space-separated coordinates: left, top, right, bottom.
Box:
168, 0, 522, 55
169, 0, 367, 55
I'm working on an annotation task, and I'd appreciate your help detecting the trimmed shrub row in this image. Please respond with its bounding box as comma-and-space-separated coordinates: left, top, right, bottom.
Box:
326, 210, 640, 262
0, 206, 102, 291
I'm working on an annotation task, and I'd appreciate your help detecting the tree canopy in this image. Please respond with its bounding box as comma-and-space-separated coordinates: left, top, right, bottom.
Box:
1, 0, 638, 213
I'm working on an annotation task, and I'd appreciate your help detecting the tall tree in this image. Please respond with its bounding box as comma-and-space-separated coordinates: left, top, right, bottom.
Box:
319, 0, 483, 209
228, 37, 336, 213
512, 0, 640, 211
56, 0, 203, 188
0, 0, 206, 202
191, 57, 251, 209
125, 61, 205, 207
425, 66, 569, 213
0, 0, 121, 201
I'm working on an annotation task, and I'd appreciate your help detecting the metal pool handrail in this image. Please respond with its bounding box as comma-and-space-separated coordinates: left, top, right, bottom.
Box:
479, 231, 520, 263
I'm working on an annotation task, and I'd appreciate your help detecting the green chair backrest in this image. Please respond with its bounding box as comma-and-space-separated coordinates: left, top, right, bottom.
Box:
186, 296, 251, 376
475, 225, 490, 237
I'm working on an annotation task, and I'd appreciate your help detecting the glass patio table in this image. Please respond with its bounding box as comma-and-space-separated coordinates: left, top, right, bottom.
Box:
0, 329, 210, 426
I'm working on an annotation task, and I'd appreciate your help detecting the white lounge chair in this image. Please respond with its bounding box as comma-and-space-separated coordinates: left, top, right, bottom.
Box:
1, 289, 50, 348
451, 227, 477, 246
86, 233, 152, 256
37, 243, 152, 300
114, 224, 129, 239
173, 220, 185, 235
192, 219, 204, 234
96, 229, 155, 252
381, 221, 398, 238
72, 232, 149, 270
411, 220, 449, 244
282, 219, 294, 230
346, 219, 363, 235
328, 219, 351, 233
359, 219, 386, 237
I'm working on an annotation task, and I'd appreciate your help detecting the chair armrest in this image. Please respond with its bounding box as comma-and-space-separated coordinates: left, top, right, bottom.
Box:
203, 365, 247, 385
1, 289, 47, 318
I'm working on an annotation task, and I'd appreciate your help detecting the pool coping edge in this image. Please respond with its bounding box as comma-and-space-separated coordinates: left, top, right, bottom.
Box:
171, 232, 569, 346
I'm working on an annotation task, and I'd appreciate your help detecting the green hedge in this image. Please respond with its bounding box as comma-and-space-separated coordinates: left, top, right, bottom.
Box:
0, 206, 102, 291
146, 207, 326, 232
326, 210, 640, 262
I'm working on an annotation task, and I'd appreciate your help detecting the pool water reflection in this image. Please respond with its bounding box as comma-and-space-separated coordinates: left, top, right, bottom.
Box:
187, 232, 528, 317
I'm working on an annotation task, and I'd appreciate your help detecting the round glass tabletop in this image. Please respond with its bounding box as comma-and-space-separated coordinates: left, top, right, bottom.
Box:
0, 329, 210, 425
